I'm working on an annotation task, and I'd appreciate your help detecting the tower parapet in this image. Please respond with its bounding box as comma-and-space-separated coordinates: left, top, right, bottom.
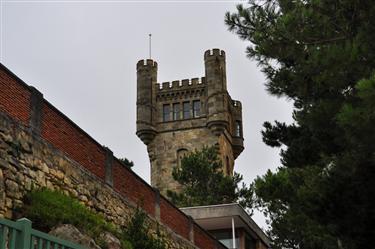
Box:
155, 77, 206, 91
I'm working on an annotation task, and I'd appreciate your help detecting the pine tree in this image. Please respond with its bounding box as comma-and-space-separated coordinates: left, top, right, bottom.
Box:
167, 146, 253, 210
226, 1, 375, 248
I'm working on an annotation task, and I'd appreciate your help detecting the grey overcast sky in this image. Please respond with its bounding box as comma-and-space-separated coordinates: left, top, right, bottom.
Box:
1, 0, 293, 228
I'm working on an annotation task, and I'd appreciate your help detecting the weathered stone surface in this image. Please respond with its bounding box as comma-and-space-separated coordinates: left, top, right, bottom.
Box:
99, 232, 122, 249
0, 169, 4, 211
24, 177, 33, 191
5, 179, 20, 198
50, 169, 65, 180
5, 198, 12, 208
19, 139, 31, 153
78, 195, 88, 202
0, 158, 8, 169
49, 224, 101, 249
2, 133, 13, 144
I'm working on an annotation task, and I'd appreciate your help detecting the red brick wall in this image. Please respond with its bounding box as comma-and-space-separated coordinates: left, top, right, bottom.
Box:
41, 102, 106, 179
194, 224, 216, 249
0, 66, 31, 125
113, 160, 155, 216
160, 198, 190, 239
113, 160, 127, 193
0, 63, 222, 249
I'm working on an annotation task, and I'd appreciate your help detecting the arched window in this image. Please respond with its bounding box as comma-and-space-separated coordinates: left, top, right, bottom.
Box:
177, 148, 189, 168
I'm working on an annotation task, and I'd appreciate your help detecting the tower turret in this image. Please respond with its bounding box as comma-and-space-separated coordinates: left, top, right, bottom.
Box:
204, 49, 229, 135
136, 59, 157, 145
232, 100, 244, 158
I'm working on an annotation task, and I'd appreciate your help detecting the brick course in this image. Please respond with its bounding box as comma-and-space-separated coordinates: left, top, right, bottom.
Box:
0, 67, 31, 125
41, 102, 106, 179
194, 224, 215, 249
161, 198, 190, 240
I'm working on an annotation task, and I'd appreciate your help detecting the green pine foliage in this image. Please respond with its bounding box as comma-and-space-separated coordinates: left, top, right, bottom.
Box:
167, 146, 253, 210
226, 1, 375, 249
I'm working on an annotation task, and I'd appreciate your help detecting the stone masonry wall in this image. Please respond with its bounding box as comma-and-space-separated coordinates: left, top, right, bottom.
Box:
148, 127, 218, 193
0, 63, 225, 249
136, 49, 244, 194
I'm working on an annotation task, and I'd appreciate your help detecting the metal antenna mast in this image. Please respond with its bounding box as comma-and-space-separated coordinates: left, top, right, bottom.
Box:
149, 34, 152, 59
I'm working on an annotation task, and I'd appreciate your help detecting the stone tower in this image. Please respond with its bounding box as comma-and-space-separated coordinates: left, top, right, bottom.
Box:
136, 49, 244, 195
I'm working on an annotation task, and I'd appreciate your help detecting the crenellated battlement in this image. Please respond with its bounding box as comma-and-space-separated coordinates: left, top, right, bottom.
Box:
204, 48, 226, 59
137, 59, 158, 69
155, 77, 206, 91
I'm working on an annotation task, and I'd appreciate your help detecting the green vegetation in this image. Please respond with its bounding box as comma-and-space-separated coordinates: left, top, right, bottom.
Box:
167, 146, 253, 211
123, 207, 167, 249
23, 188, 113, 236
22, 189, 166, 249
226, 1, 375, 248
118, 158, 134, 169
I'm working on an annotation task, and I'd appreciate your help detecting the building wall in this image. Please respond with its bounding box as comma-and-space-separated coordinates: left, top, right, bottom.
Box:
0, 64, 226, 249
218, 132, 235, 175
136, 49, 244, 194
148, 127, 218, 192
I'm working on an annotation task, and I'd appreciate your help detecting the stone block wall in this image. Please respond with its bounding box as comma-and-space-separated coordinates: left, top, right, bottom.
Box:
136, 49, 245, 194
0, 63, 226, 249
148, 127, 218, 193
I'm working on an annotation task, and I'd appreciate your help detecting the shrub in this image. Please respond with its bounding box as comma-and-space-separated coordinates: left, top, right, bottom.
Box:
21, 188, 166, 249
22, 188, 114, 237
121, 207, 166, 249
